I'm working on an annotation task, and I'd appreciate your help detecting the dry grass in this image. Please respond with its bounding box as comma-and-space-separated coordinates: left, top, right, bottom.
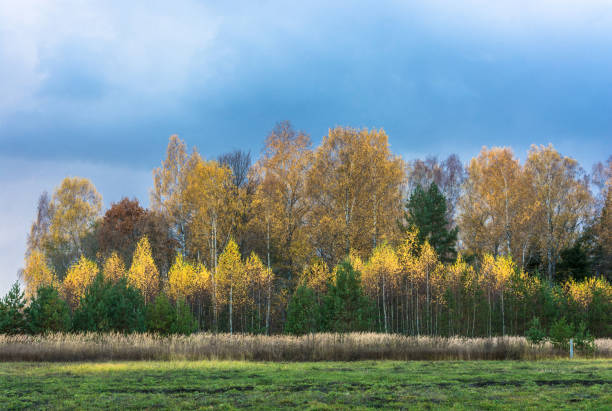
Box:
0, 333, 610, 362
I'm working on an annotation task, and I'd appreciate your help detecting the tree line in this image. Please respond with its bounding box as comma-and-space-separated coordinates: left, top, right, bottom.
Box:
12, 121, 612, 336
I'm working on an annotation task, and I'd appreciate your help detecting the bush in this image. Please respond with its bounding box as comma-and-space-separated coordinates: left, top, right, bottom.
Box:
73, 274, 146, 333
0, 282, 27, 334
146, 293, 175, 334
573, 321, 596, 354
549, 317, 573, 350
526, 317, 546, 345
146, 294, 197, 335
26, 286, 71, 333
172, 298, 198, 335
285, 285, 319, 335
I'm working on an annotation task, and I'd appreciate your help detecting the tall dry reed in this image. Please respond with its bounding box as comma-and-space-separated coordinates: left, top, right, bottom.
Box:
0, 333, 610, 362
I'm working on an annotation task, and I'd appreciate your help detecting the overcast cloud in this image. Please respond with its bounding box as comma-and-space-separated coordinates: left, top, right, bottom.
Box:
0, 0, 611, 293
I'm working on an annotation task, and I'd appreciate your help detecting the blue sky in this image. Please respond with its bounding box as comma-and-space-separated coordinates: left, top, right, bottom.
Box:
1, 0, 611, 293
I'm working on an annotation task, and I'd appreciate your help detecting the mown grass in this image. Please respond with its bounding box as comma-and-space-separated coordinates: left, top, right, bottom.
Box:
1, 360, 611, 409
2, 333, 611, 362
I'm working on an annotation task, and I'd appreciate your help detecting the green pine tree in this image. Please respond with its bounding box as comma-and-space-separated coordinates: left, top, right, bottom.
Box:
0, 282, 27, 334
73, 274, 146, 333
146, 294, 197, 335
405, 183, 458, 262
25, 285, 72, 333
285, 285, 319, 335
322, 261, 372, 333
172, 298, 198, 335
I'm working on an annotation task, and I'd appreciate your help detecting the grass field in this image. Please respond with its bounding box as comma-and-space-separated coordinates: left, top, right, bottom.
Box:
2, 360, 611, 409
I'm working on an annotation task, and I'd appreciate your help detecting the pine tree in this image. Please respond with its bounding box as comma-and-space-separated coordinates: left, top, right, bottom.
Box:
25, 285, 71, 333
405, 183, 457, 262
0, 282, 27, 334
285, 285, 319, 335
73, 274, 146, 332
322, 261, 372, 333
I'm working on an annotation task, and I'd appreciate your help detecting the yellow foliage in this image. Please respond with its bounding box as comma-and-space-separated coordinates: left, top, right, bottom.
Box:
128, 236, 159, 304
300, 259, 333, 295
446, 254, 476, 291
102, 252, 126, 283
565, 277, 612, 309
194, 262, 212, 296
22, 250, 58, 298
183, 157, 235, 270
49, 177, 102, 253
308, 127, 405, 263
481, 253, 515, 292
413, 241, 440, 283
167, 254, 198, 300
217, 239, 247, 306
363, 243, 400, 296
63, 255, 99, 307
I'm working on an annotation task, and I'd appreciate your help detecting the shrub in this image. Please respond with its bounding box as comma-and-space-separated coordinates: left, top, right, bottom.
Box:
0, 282, 27, 334
73, 274, 146, 333
285, 285, 319, 335
146, 294, 197, 335
172, 298, 198, 335
526, 317, 546, 345
573, 321, 596, 354
549, 317, 573, 350
146, 293, 175, 334
25, 285, 71, 333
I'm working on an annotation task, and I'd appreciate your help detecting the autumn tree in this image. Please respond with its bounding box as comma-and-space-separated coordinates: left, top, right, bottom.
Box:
526, 144, 592, 282
590, 156, 612, 279
595, 190, 612, 279
97, 198, 177, 274
252, 121, 312, 279
97, 198, 145, 262
21, 250, 57, 299
128, 237, 160, 304
152, 135, 196, 254
26, 191, 52, 257
299, 259, 333, 304
308, 127, 404, 264
102, 252, 126, 283
218, 149, 257, 255
62, 255, 99, 308
363, 243, 400, 333
183, 155, 237, 327
216, 239, 246, 334
244, 252, 273, 333
47, 177, 102, 276
458, 147, 534, 265
167, 254, 197, 301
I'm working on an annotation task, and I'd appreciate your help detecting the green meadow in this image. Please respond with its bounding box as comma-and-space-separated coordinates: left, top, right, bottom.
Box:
2, 360, 611, 410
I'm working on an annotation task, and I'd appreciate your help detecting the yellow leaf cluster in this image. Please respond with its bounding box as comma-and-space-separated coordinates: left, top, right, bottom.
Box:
565, 277, 612, 310
167, 254, 210, 300
102, 252, 126, 283
22, 250, 58, 298
128, 236, 159, 304
299, 259, 333, 296
63, 255, 99, 307
217, 239, 247, 305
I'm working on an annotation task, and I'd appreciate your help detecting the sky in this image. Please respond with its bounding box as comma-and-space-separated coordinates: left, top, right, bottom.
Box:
1, 0, 611, 294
